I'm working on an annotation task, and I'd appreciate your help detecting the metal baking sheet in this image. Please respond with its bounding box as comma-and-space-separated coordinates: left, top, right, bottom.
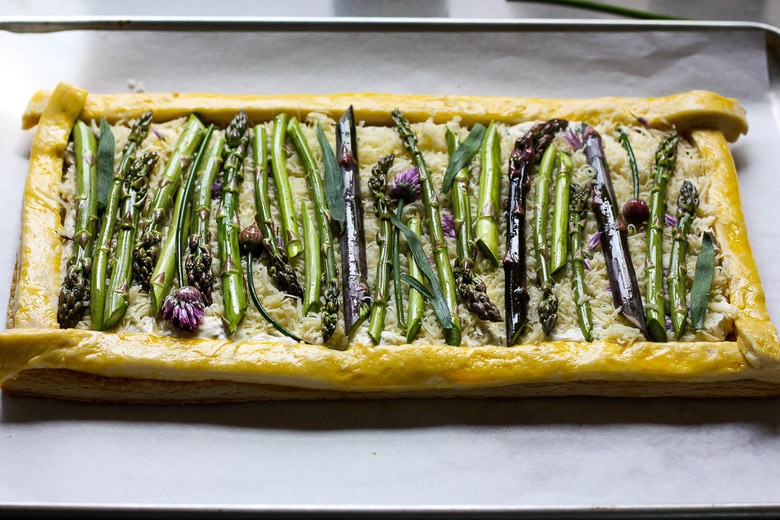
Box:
1, 18, 779, 518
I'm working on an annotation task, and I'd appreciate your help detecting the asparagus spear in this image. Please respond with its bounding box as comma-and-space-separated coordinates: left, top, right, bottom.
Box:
218, 111, 250, 334
446, 128, 501, 323
405, 215, 425, 342
287, 117, 340, 341
474, 121, 502, 266
251, 125, 304, 298
58, 120, 98, 328
569, 182, 594, 341
102, 152, 158, 329
533, 144, 560, 336
184, 132, 225, 307
301, 201, 321, 315
337, 106, 372, 336
91, 111, 153, 331
668, 180, 699, 339
582, 124, 649, 338
550, 151, 573, 274
505, 119, 568, 345
645, 130, 680, 342
367, 154, 396, 344
133, 115, 205, 289
392, 109, 461, 346
270, 113, 302, 259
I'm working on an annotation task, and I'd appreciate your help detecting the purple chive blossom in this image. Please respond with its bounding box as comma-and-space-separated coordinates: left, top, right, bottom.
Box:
562, 127, 583, 150
588, 231, 601, 250
441, 212, 456, 239
665, 213, 678, 227
211, 179, 223, 200
583, 257, 592, 271
387, 167, 421, 204
152, 127, 167, 141
161, 286, 206, 331
665, 315, 674, 332
633, 114, 650, 127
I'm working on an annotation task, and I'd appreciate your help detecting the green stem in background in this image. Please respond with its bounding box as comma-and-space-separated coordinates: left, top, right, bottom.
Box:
218, 111, 250, 334
446, 127, 501, 323
270, 113, 302, 259
133, 114, 205, 290
301, 201, 322, 315
252, 125, 304, 299
184, 132, 225, 307
474, 121, 501, 266
392, 109, 461, 345
533, 143, 559, 336
550, 151, 572, 274
645, 130, 680, 342
367, 155, 396, 344
90, 111, 153, 331
405, 215, 425, 342
668, 180, 699, 339
103, 152, 158, 329
58, 120, 98, 328
514, 0, 684, 20
569, 182, 594, 341
287, 117, 340, 341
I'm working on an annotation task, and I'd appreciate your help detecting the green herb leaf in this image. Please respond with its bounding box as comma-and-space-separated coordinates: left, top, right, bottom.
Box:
690, 232, 715, 330
96, 119, 115, 212
390, 212, 453, 330
400, 273, 433, 301
317, 123, 345, 233
441, 123, 486, 194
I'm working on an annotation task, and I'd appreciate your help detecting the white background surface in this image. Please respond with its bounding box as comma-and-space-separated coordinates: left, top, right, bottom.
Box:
0, 14, 779, 516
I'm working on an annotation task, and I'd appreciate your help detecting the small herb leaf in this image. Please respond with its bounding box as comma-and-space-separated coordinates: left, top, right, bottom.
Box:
691, 232, 715, 330
96, 119, 115, 212
317, 123, 345, 234
441, 123, 486, 194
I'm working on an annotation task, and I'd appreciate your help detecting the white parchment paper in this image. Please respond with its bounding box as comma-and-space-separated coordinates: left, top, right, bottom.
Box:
0, 22, 778, 512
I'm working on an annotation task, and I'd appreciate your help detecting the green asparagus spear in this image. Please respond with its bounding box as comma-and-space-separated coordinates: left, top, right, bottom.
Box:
550, 151, 573, 274
569, 182, 594, 341
91, 111, 153, 331
218, 111, 250, 334
474, 121, 501, 266
668, 180, 699, 338
534, 143, 559, 336
392, 109, 461, 346
251, 125, 304, 298
133, 115, 205, 289
58, 120, 98, 328
184, 132, 225, 307
270, 113, 302, 259
446, 128, 501, 323
287, 117, 340, 341
103, 152, 158, 329
367, 155, 396, 344
645, 130, 680, 342
301, 201, 321, 315
405, 215, 425, 342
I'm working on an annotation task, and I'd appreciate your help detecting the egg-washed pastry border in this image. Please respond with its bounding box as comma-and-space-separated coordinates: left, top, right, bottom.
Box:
1, 82, 779, 402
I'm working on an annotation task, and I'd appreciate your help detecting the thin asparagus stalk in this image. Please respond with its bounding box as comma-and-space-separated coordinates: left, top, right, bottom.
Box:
582, 124, 649, 338
90, 111, 153, 331
184, 132, 225, 307
505, 119, 568, 346
550, 151, 573, 274
668, 180, 699, 339
533, 143, 559, 336
474, 121, 501, 266
392, 109, 461, 346
251, 125, 304, 298
58, 120, 98, 328
337, 106, 372, 335
301, 201, 321, 315
270, 113, 302, 259
133, 115, 205, 289
367, 155, 396, 344
645, 130, 680, 342
446, 128, 501, 323
569, 182, 594, 341
405, 215, 425, 342
102, 152, 158, 329
287, 117, 340, 341
218, 111, 250, 334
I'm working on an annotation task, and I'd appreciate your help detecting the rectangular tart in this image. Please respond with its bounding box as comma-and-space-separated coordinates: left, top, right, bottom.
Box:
0, 82, 778, 402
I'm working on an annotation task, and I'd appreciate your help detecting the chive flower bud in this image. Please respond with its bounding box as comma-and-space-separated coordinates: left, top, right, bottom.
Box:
621, 197, 650, 226
387, 167, 421, 204
161, 286, 206, 331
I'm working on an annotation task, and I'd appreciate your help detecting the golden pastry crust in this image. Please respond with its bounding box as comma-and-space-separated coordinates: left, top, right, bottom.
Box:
2, 82, 778, 401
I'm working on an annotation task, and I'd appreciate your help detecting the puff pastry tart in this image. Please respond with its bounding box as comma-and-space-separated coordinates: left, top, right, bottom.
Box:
1, 82, 778, 402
